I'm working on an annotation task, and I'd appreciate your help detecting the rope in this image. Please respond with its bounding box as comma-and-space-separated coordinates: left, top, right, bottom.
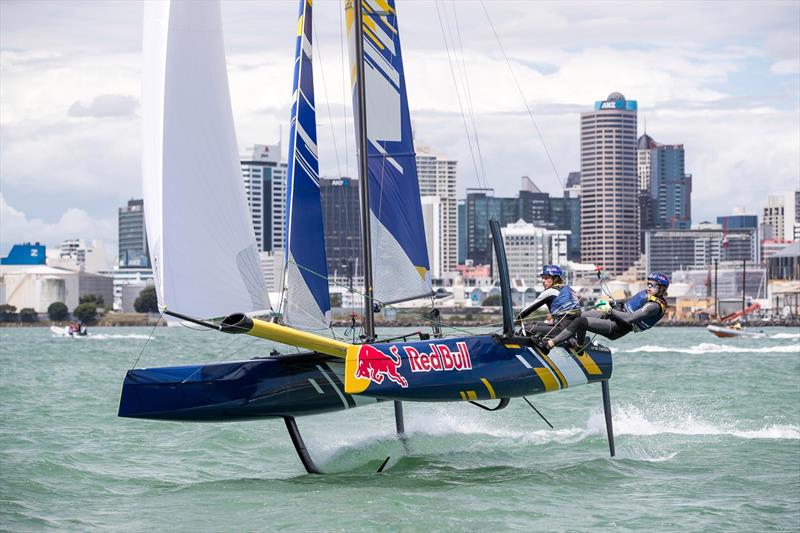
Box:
130, 312, 162, 369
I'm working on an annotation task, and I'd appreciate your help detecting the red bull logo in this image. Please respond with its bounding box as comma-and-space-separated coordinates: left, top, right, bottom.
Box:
405, 342, 472, 373
354, 344, 408, 388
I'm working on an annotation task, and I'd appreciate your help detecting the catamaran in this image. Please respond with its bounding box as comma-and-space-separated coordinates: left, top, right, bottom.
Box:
118, 0, 616, 473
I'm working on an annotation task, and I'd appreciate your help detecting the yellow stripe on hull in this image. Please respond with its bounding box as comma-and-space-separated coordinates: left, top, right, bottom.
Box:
534, 367, 560, 392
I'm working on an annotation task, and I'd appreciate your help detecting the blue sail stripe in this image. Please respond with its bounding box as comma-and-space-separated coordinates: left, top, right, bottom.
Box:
284, 0, 330, 327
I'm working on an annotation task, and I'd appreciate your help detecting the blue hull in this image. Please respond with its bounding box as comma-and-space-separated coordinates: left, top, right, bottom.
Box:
118, 336, 612, 422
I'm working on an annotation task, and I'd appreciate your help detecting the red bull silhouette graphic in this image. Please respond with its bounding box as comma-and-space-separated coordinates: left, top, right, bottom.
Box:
354, 344, 408, 388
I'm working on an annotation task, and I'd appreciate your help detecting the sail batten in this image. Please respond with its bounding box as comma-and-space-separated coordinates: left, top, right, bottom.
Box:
347, 0, 431, 305
142, 0, 269, 320
284, 0, 331, 330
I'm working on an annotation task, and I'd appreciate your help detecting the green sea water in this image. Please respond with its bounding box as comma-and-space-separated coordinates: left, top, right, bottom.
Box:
1, 326, 798, 532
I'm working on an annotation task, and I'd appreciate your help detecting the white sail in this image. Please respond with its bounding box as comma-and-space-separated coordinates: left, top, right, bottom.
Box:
142, 0, 269, 320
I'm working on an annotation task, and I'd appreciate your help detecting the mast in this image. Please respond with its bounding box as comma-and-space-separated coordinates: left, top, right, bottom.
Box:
353, 0, 375, 340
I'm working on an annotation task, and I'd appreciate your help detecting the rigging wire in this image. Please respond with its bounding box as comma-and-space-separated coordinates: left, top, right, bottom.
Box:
338, 1, 351, 178
479, 0, 565, 190
433, 0, 486, 193
130, 312, 163, 369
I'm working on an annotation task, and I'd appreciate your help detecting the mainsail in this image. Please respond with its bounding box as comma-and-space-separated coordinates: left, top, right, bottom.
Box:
142, 0, 269, 319
284, 0, 331, 329
346, 0, 432, 304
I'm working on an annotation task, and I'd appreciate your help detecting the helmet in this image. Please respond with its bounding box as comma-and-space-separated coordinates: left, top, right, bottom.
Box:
540, 265, 563, 278
647, 272, 670, 288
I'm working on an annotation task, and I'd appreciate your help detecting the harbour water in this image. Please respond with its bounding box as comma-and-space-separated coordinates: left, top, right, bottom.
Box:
1, 326, 798, 531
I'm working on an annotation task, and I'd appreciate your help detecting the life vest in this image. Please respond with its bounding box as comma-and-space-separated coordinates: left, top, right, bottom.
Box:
624, 290, 667, 332
550, 284, 580, 316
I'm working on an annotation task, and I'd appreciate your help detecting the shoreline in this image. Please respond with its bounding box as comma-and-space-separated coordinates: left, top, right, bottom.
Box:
3, 317, 798, 329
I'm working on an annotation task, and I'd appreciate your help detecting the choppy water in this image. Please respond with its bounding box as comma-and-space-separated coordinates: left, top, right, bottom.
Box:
1, 326, 798, 532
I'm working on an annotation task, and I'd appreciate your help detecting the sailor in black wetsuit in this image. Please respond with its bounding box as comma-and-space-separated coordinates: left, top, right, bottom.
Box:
517, 265, 581, 342
541, 272, 670, 353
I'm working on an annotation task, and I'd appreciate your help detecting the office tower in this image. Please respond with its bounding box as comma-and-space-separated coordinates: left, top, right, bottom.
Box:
637, 134, 692, 230
319, 177, 362, 284
118, 199, 150, 268
416, 146, 457, 276
762, 191, 799, 241
240, 144, 287, 253
465, 189, 519, 266
457, 199, 466, 265
580, 92, 639, 275
421, 196, 442, 278
564, 171, 581, 198
493, 221, 570, 286
518, 176, 551, 224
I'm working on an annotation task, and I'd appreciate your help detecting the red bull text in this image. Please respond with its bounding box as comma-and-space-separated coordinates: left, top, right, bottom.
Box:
403, 342, 472, 373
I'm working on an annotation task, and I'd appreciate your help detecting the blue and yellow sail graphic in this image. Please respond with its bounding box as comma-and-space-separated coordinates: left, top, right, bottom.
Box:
285, 0, 331, 329
346, 0, 431, 304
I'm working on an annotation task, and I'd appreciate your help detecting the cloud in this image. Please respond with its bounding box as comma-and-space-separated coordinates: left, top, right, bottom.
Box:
0, 193, 116, 258
68, 94, 138, 118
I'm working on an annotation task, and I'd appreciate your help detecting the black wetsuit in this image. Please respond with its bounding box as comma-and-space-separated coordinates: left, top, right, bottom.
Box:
549, 298, 665, 347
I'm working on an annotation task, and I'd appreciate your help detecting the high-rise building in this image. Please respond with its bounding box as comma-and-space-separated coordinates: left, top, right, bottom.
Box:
457, 199, 466, 265
564, 171, 581, 198
518, 176, 550, 224
550, 196, 581, 261
416, 147, 458, 276
762, 191, 799, 241
580, 92, 639, 275
493, 220, 570, 286
465, 189, 519, 266
421, 196, 443, 279
319, 177, 362, 284
240, 144, 287, 253
637, 134, 692, 231
118, 199, 150, 268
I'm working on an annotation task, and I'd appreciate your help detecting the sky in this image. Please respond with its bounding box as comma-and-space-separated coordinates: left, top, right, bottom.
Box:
1, 0, 799, 261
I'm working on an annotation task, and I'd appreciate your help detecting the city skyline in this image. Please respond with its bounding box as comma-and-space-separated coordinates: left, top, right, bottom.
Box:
1, 1, 798, 257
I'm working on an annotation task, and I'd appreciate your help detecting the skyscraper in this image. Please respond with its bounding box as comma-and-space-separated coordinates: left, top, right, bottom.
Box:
118, 199, 150, 268
319, 177, 362, 283
465, 189, 519, 266
416, 147, 458, 277
240, 144, 287, 253
637, 134, 692, 231
580, 92, 639, 275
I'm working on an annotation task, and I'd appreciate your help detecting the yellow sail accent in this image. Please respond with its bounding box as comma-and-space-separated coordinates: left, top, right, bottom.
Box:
247, 318, 351, 358
296, 14, 304, 37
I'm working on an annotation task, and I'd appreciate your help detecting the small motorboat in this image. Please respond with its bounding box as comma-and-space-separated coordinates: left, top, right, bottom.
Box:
50, 324, 89, 338
707, 324, 766, 338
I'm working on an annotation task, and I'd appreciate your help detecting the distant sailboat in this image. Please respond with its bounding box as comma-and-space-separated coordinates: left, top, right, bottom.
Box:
120, 0, 616, 473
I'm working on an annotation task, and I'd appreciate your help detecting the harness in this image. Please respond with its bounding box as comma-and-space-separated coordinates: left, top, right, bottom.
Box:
624, 290, 667, 332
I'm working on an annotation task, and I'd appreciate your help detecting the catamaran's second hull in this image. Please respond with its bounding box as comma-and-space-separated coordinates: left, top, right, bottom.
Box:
118, 336, 612, 422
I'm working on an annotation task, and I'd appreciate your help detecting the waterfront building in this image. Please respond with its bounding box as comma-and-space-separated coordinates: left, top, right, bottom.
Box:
258, 250, 284, 294
717, 214, 758, 231
493, 220, 570, 286
319, 177, 362, 285
637, 134, 692, 231
97, 267, 153, 311
766, 242, 799, 280
416, 146, 458, 276
645, 226, 757, 275
580, 92, 639, 275
240, 144, 287, 253
118, 199, 150, 268
2, 261, 114, 313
